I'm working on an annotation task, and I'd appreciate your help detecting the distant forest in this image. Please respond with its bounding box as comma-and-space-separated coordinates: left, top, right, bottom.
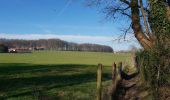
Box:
0, 39, 113, 52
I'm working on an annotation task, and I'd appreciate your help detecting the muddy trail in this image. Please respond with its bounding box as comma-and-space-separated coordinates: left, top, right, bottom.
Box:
102, 62, 150, 100
113, 75, 149, 100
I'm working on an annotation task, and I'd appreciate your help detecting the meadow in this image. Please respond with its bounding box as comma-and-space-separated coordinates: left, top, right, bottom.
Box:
0, 51, 132, 100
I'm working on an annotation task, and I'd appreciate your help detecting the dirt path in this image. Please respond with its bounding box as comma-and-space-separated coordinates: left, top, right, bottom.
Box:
121, 75, 139, 100
115, 75, 149, 100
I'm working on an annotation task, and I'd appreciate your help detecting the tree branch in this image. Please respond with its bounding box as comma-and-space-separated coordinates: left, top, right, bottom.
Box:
131, 0, 153, 49
120, 0, 130, 5
139, 0, 152, 39
105, 6, 131, 18
123, 23, 132, 40
112, 23, 133, 42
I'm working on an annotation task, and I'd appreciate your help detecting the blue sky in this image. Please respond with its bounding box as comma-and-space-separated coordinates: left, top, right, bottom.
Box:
0, 0, 140, 51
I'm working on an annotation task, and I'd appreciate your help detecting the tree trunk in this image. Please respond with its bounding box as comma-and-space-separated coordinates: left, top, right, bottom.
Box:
167, 6, 170, 21
130, 0, 153, 50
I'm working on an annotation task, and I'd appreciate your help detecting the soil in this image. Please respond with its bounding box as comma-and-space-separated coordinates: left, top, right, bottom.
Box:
115, 75, 150, 100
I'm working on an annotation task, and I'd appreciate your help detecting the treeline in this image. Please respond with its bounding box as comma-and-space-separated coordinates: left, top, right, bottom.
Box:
0, 38, 113, 52
0, 44, 8, 53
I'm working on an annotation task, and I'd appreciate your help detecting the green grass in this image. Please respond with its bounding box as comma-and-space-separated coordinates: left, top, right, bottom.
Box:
0, 51, 131, 65
0, 51, 132, 100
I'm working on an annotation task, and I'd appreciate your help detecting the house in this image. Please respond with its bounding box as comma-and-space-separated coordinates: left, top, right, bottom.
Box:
34, 46, 46, 51
8, 48, 17, 53
8, 48, 32, 53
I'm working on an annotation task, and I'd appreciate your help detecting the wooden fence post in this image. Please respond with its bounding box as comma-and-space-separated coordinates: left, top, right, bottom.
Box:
110, 62, 123, 100
112, 63, 117, 81
117, 62, 123, 81
110, 62, 117, 100
97, 64, 103, 100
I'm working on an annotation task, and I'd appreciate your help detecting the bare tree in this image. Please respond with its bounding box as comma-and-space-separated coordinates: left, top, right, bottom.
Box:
86, 0, 170, 50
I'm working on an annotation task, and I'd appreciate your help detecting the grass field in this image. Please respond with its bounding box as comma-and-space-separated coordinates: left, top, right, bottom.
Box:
0, 51, 132, 100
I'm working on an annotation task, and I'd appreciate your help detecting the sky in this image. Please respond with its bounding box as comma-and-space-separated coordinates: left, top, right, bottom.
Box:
0, 0, 141, 51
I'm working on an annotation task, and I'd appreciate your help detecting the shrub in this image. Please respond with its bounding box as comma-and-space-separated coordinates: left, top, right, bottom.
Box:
0, 44, 8, 53
136, 46, 170, 100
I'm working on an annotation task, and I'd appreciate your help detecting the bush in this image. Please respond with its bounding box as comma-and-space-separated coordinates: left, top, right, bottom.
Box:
0, 44, 8, 53
136, 46, 170, 100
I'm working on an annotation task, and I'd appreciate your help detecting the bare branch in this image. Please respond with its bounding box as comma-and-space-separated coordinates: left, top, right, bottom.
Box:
112, 23, 133, 42
120, 0, 130, 5
123, 23, 132, 40
139, 0, 152, 39
105, 6, 131, 18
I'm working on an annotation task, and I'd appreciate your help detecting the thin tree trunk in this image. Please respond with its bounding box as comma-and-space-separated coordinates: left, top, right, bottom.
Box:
167, 6, 170, 21
139, 0, 151, 37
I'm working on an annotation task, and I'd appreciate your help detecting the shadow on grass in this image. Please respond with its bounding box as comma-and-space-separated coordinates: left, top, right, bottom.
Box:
0, 63, 111, 99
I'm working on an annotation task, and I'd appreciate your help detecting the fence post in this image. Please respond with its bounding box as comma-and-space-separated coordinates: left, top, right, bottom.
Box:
110, 62, 117, 100
112, 63, 117, 81
97, 64, 103, 100
118, 62, 123, 80
110, 62, 123, 100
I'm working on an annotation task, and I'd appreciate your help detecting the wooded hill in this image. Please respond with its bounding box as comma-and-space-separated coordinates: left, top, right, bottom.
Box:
0, 38, 113, 52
